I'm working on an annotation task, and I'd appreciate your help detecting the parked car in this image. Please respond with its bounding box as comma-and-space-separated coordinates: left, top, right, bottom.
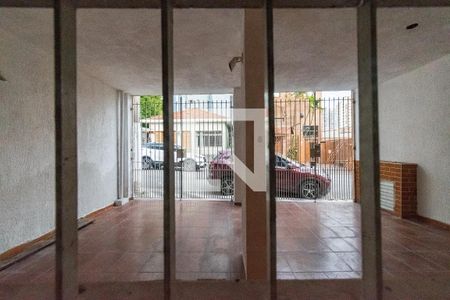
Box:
141, 142, 206, 171
208, 150, 331, 199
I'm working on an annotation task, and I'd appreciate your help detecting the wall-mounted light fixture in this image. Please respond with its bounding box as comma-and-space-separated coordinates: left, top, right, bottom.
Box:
228, 55, 243, 72
0, 72, 6, 82
406, 23, 419, 30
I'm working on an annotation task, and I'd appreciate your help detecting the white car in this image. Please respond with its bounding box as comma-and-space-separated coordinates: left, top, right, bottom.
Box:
141, 142, 206, 171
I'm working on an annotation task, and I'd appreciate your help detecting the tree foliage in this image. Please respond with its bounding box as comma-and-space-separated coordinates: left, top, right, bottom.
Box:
287, 135, 299, 161
140, 95, 163, 119
293, 91, 322, 110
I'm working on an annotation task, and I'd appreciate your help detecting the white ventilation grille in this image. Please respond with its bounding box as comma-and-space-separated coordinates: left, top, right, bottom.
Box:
380, 180, 395, 211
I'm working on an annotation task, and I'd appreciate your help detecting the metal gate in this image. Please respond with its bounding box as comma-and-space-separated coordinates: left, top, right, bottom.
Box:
132, 92, 354, 201
132, 95, 234, 200
274, 92, 354, 200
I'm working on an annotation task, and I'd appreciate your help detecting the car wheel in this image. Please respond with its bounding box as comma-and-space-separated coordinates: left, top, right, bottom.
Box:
182, 158, 197, 172
300, 180, 319, 199
142, 156, 153, 170
221, 177, 234, 196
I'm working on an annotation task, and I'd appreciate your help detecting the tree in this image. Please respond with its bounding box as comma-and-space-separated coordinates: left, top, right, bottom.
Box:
287, 135, 299, 161
140, 95, 163, 119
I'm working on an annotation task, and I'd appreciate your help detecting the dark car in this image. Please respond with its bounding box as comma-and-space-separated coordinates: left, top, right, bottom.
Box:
208, 150, 331, 199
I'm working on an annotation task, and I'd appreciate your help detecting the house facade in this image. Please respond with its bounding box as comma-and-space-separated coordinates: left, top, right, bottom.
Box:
141, 108, 232, 160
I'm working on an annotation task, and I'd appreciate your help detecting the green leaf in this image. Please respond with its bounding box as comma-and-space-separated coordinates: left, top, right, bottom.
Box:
140, 95, 163, 119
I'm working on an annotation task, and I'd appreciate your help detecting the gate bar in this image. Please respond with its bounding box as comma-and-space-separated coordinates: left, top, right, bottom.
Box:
357, 0, 383, 299
2, 0, 450, 8
161, 0, 176, 298
54, 0, 78, 299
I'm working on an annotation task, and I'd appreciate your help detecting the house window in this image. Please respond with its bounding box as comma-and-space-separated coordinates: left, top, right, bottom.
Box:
197, 131, 222, 147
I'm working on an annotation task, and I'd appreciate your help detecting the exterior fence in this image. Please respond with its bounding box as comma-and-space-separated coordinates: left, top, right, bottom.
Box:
132, 94, 354, 201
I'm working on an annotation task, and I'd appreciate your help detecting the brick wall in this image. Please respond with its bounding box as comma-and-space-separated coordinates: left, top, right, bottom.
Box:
354, 160, 417, 219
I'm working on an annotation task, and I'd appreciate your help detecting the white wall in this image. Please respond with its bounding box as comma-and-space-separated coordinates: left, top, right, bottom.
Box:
378, 54, 450, 224
77, 72, 118, 217
0, 22, 118, 253
0, 25, 55, 255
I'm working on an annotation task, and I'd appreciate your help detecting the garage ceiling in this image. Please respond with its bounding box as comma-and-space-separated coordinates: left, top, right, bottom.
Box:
1, 7, 449, 94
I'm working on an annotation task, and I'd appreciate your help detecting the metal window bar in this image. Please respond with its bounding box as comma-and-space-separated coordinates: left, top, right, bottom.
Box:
357, 1, 383, 298
54, 0, 78, 299
0, 0, 429, 298
161, 0, 176, 296
266, 0, 276, 296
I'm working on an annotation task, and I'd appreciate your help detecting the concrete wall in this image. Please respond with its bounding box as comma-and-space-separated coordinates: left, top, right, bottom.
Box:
77, 72, 118, 217
0, 23, 118, 253
378, 54, 450, 224
0, 25, 55, 255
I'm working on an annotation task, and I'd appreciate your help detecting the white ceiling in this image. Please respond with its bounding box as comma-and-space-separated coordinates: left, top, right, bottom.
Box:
1, 7, 449, 94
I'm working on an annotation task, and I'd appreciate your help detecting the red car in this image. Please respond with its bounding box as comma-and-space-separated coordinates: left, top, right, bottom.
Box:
208, 150, 331, 199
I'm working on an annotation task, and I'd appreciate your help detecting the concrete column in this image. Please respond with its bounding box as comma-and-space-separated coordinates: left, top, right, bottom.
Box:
132, 96, 142, 196
236, 9, 269, 280
233, 87, 244, 206
115, 91, 131, 205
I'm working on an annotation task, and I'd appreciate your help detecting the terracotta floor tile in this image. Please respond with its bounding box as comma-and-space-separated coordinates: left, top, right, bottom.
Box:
140, 252, 164, 273
277, 255, 292, 273
176, 252, 202, 273
415, 251, 450, 271
330, 226, 358, 238
177, 238, 209, 252
105, 252, 152, 273
321, 238, 357, 252
1, 199, 449, 296
325, 271, 360, 279
277, 272, 296, 280
78, 251, 124, 273
293, 272, 328, 280
296, 237, 332, 252
177, 272, 229, 281
335, 252, 361, 272
342, 238, 361, 252
286, 252, 352, 272
199, 253, 231, 273
386, 251, 446, 272
382, 252, 414, 273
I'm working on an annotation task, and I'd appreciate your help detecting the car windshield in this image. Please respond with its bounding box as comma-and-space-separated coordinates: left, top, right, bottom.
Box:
276, 154, 305, 168
144, 143, 181, 151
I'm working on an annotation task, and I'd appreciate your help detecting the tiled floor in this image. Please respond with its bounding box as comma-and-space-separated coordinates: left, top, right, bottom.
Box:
0, 200, 243, 284
1, 200, 449, 294
277, 201, 362, 280
277, 201, 450, 282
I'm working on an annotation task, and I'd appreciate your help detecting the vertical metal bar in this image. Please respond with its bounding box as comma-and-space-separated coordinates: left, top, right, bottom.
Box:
266, 0, 276, 297
351, 90, 356, 201
161, 0, 175, 296
180, 98, 183, 200
313, 92, 317, 202
337, 97, 341, 199
357, 1, 382, 299
54, 0, 78, 299
117, 92, 123, 201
